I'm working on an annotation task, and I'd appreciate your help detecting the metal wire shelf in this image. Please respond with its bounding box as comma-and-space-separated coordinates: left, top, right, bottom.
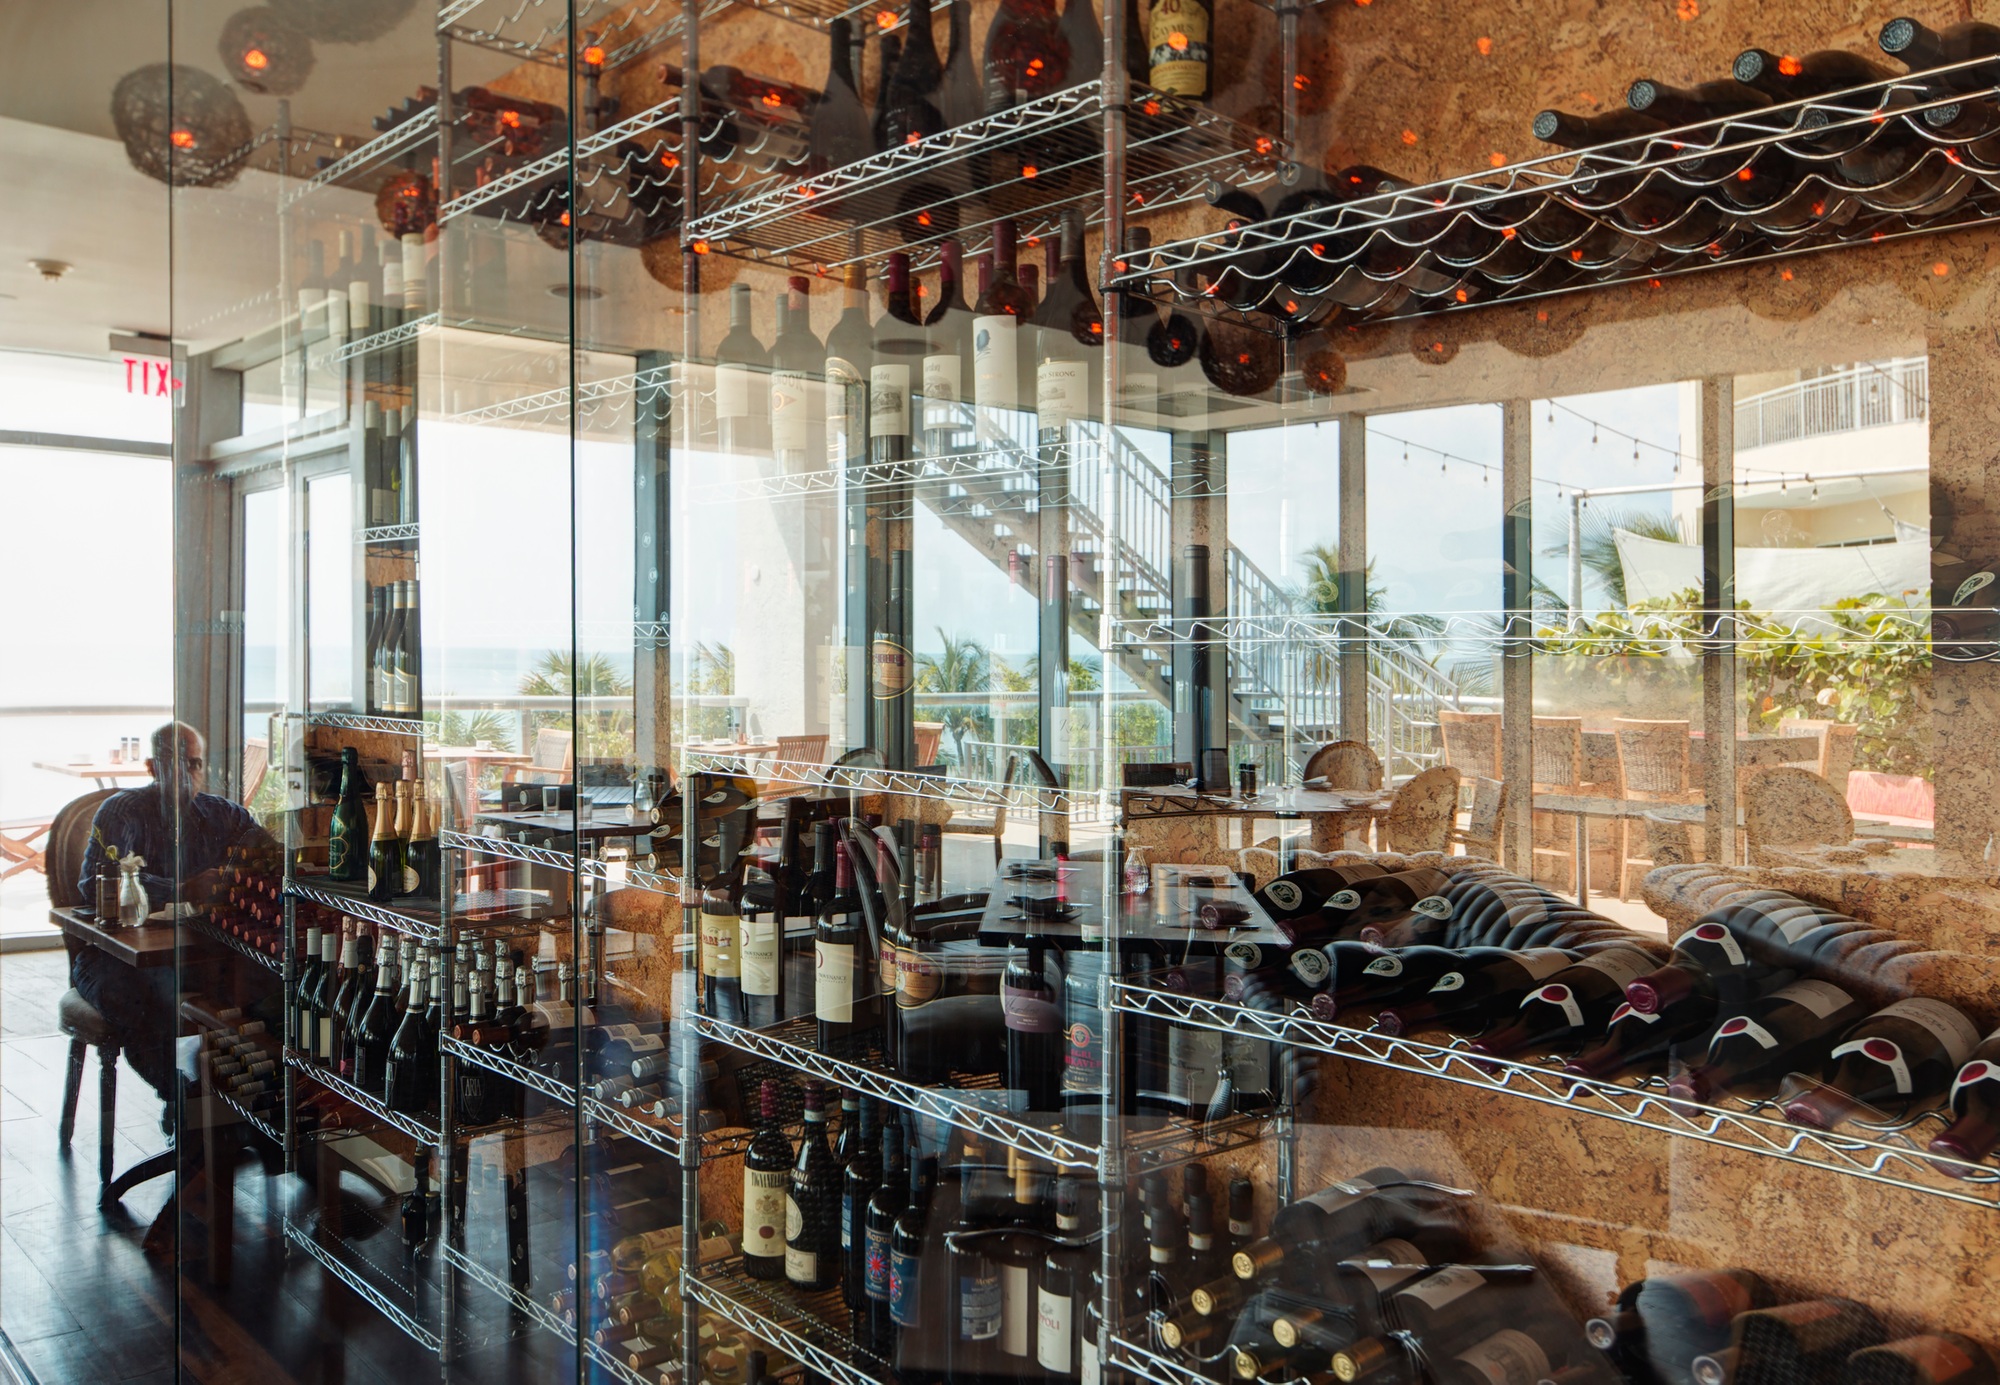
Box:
442, 1240, 577, 1344
441, 829, 685, 898
440, 0, 718, 69
1107, 981, 2000, 1210
315, 314, 440, 370
189, 916, 285, 976
1111, 1331, 1228, 1385
213, 1086, 285, 1145
1111, 57, 2000, 325
678, 753, 1071, 814
360, 523, 420, 545
584, 1337, 660, 1385
284, 1215, 443, 1354
443, 1033, 579, 1109
688, 1256, 883, 1385
284, 1048, 442, 1144
285, 881, 446, 946
686, 79, 1290, 272
582, 1093, 684, 1161
305, 710, 429, 736
281, 107, 438, 208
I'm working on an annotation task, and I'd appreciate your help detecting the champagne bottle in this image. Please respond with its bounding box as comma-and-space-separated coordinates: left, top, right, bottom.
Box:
1783, 996, 1983, 1128
715, 282, 769, 456
327, 748, 369, 883
383, 953, 432, 1110
810, 17, 874, 176
365, 782, 402, 902
1147, 0, 1212, 98
816, 839, 864, 1054
880, 0, 946, 148
1375, 948, 1579, 1038
1669, 979, 1867, 1105
1468, 947, 1659, 1059
939, 0, 982, 129
1843, 1334, 1999, 1385
786, 1080, 842, 1291
826, 262, 874, 471
769, 275, 822, 472
974, 220, 1034, 412
1003, 941, 1063, 1115
743, 1080, 793, 1280
921, 238, 974, 458
408, 792, 440, 897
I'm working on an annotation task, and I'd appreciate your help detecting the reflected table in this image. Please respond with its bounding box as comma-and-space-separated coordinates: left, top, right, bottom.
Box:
976, 857, 1283, 951
1122, 786, 1395, 860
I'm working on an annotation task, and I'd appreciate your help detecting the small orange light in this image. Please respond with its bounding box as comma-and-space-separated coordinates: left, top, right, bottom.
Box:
763, 90, 782, 106
1476, 36, 1493, 55
1737, 167, 1753, 181
1202, 282, 1217, 296
1131, 190, 1146, 203
582, 44, 606, 66
1400, 129, 1418, 145
1947, 147, 1964, 163
917, 210, 932, 226
1293, 73, 1310, 90
1570, 249, 1584, 261
1113, 259, 1127, 272
1489, 152, 1506, 166
1026, 58, 1043, 73
1311, 242, 1326, 254
1780, 268, 1794, 281
560, 211, 571, 226
170, 128, 196, 148
1675, 0, 1698, 18
1022, 164, 1039, 178
1648, 277, 1663, 288
1501, 226, 1516, 238
242, 47, 269, 70
1933, 260, 1951, 277
1283, 299, 1298, 313
1535, 309, 1549, 322
1090, 322, 1102, 336
1142, 100, 1161, 115
1454, 289, 1468, 302
1778, 54, 1802, 76
1236, 351, 1251, 365
693, 239, 710, 253
661, 152, 680, 168
1255, 136, 1273, 153
876, 9, 895, 26
1168, 31, 1188, 50
1870, 231, 1884, 241
906, 132, 920, 144
1810, 200, 1825, 215
916, 283, 928, 296
500, 110, 522, 128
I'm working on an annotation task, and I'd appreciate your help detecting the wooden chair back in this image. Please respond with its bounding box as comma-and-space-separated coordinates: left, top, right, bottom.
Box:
1452, 776, 1504, 859
1782, 719, 1859, 796
505, 728, 575, 785
1613, 719, 1692, 798
1303, 740, 1384, 791
1530, 717, 1587, 790
1236, 846, 1281, 890
1641, 812, 1696, 868
1743, 766, 1854, 853
913, 723, 945, 766
240, 737, 271, 807
1383, 765, 1462, 853
1437, 711, 1502, 780
46, 790, 118, 911
776, 734, 829, 766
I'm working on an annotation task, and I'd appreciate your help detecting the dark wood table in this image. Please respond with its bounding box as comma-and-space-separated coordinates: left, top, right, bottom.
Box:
51, 905, 180, 968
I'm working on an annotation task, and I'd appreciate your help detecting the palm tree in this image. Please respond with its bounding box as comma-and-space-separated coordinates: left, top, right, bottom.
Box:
1538, 506, 1683, 611
519, 650, 634, 699
913, 628, 992, 764
1296, 543, 1446, 650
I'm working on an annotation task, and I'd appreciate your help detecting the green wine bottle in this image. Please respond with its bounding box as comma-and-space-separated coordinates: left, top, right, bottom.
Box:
366, 781, 404, 901
327, 747, 369, 882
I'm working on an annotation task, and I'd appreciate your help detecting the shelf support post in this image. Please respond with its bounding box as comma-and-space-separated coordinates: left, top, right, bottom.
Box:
1698, 376, 1738, 866
1501, 400, 1535, 875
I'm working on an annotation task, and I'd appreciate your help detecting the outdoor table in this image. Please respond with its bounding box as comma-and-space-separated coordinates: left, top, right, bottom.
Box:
1122, 785, 1395, 858
33, 759, 154, 791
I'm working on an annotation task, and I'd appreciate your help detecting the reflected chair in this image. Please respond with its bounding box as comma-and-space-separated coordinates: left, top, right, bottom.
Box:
1450, 776, 1505, 861
45, 789, 125, 1189
1612, 718, 1700, 899
239, 736, 270, 807
1782, 719, 1859, 799
914, 723, 945, 768
1236, 846, 1281, 890
1529, 717, 1613, 893
1744, 766, 1854, 861
1437, 710, 1503, 781
941, 751, 1016, 868
502, 728, 574, 788
1383, 765, 1461, 854
1641, 812, 1698, 870
1303, 740, 1385, 791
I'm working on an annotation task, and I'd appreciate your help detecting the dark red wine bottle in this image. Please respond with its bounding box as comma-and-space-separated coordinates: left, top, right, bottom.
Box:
1782, 996, 1983, 1128
1842, 1334, 1999, 1385
1732, 47, 1895, 99
1879, 17, 2000, 92
1732, 1299, 1887, 1382
879, 0, 945, 149
1926, 1026, 2000, 1175
1623, 895, 1834, 1014
810, 17, 874, 175
1564, 988, 1720, 1082
1322, 945, 1508, 1018
1375, 948, 1578, 1038
1469, 946, 1658, 1059
1669, 979, 1867, 1105
1625, 76, 1771, 124
982, 0, 1068, 114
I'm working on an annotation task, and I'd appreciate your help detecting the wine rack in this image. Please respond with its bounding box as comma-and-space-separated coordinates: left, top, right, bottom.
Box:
282, 108, 441, 209
441, 1033, 581, 1110
285, 881, 448, 947
678, 750, 1070, 815
1110, 1331, 1229, 1385
437, 0, 712, 68
360, 523, 422, 546
1108, 979, 2000, 1211
685, 79, 1290, 271
441, 1239, 577, 1342
189, 915, 286, 976
284, 1047, 445, 1143
688, 1256, 885, 1385
1115, 56, 2000, 328
284, 1209, 445, 1354
304, 710, 430, 737
315, 314, 441, 370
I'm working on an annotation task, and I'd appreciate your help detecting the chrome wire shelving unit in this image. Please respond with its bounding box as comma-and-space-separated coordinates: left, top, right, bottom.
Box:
285, 880, 448, 946
284, 1047, 445, 1143
688, 1256, 885, 1385
284, 1207, 447, 1354
189, 916, 286, 976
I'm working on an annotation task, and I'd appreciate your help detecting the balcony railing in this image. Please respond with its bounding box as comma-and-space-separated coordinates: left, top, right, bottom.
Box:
1734, 357, 1928, 452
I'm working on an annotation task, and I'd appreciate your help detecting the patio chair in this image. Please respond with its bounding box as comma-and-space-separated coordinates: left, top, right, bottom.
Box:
240, 736, 270, 807
502, 728, 574, 787
1529, 717, 1614, 893
1302, 740, 1384, 791
1641, 812, 1697, 870
1781, 719, 1859, 798
1382, 765, 1461, 854
1612, 719, 1700, 899
1449, 776, 1505, 861
940, 751, 1016, 868
1744, 766, 1854, 861
1437, 710, 1502, 781
914, 723, 945, 768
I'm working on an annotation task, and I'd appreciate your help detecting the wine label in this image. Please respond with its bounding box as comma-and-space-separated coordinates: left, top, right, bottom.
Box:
870, 363, 911, 438
1081, 1326, 1101, 1385
1037, 1285, 1073, 1370
1118, 370, 1159, 410
881, 939, 902, 997
1038, 358, 1088, 427
1831, 1037, 1914, 1094
865, 1223, 893, 1302
1609, 1001, 1660, 1028
1524, 984, 1585, 1031
1062, 1013, 1107, 1096
1951, 1057, 2000, 1105
1000, 1262, 1032, 1356
1225, 942, 1264, 969
1874, 998, 1983, 1066
740, 916, 781, 996
899, 944, 943, 1008
400, 863, 420, 894
841, 1189, 857, 1251
1148, 0, 1213, 96
1412, 895, 1453, 920
1362, 955, 1404, 978
1771, 978, 1854, 1018
962, 1259, 1003, 1342
1287, 948, 1332, 988
1346, 1257, 1427, 1293
1430, 971, 1467, 994
890, 1244, 923, 1327
815, 940, 855, 1022
1573, 947, 1655, 991
1168, 1024, 1223, 1105
1227, 1031, 1272, 1094
1709, 1015, 1781, 1055
1452, 1329, 1552, 1385
1687, 921, 1746, 967
743, 1168, 788, 1262
1516, 948, 1576, 980
825, 356, 866, 464
974, 314, 1020, 409
1328, 889, 1362, 910
700, 912, 739, 979
715, 363, 756, 420
873, 636, 913, 699
1397, 1264, 1487, 1312
1003, 979, 1062, 1034
771, 370, 811, 453
784, 1199, 816, 1282
924, 353, 963, 434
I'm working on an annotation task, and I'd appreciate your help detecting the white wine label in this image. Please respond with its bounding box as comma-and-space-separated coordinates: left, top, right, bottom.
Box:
1525, 984, 1584, 1031
1168, 1024, 1223, 1105
1574, 947, 1655, 990
715, 363, 756, 420
1518, 948, 1576, 980
924, 353, 963, 435
1119, 371, 1159, 409
1000, 1262, 1032, 1356
1363, 955, 1404, 977
1227, 1031, 1271, 1092
962, 1260, 1003, 1341
741, 916, 781, 996
1328, 888, 1362, 910
1609, 1001, 1660, 1027
771, 370, 811, 452
1710, 1016, 1781, 1054
1225, 942, 1264, 969
1081, 1329, 1101, 1385
1452, 1329, 1552, 1385
1831, 1037, 1913, 1094
873, 636, 913, 699
1397, 1264, 1486, 1311
700, 913, 740, 978
1772, 978, 1854, 1018
1412, 895, 1454, 920
1688, 922, 1746, 966
400, 864, 420, 894
1875, 997, 1983, 1065
870, 363, 911, 437
1951, 1057, 2000, 1103
974, 314, 1020, 409
825, 356, 866, 463
785, 1196, 804, 1242
1288, 949, 1332, 987
815, 941, 855, 1022
1778, 911, 1830, 944
1038, 358, 1088, 426
1264, 880, 1303, 911
743, 1169, 787, 1261
1036, 1287, 1073, 1370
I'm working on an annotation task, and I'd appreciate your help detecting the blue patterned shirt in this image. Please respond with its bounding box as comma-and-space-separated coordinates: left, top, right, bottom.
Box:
77, 785, 269, 909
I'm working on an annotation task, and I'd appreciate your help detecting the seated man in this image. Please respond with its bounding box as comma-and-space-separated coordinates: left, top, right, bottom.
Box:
74, 721, 273, 1105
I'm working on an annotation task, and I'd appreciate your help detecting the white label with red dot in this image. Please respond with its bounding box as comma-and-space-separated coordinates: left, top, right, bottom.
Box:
1687, 922, 1745, 967
1874, 998, 1983, 1066
1831, 1036, 1913, 1094
1526, 983, 1584, 1030
1950, 1058, 2000, 1106
1769, 979, 1854, 1019
1609, 1002, 1660, 1028
1709, 1016, 1781, 1056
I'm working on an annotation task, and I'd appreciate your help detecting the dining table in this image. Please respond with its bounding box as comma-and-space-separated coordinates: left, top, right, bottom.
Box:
33, 758, 155, 791
1122, 784, 1396, 860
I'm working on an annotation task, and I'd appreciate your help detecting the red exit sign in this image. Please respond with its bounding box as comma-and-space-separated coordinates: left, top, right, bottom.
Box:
124, 357, 180, 397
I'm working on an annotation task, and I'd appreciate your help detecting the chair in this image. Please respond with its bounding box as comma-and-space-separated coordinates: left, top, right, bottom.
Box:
45, 789, 122, 1188
1450, 776, 1504, 860
1744, 766, 1855, 860
914, 723, 945, 768
0, 815, 53, 883
1612, 719, 1700, 899
1782, 719, 1859, 798
239, 736, 270, 807
502, 728, 574, 787
941, 752, 1015, 868
1382, 765, 1461, 854
1236, 846, 1281, 890
1302, 740, 1385, 791
1529, 717, 1611, 893
775, 734, 829, 772
1641, 812, 1697, 869
1437, 710, 1503, 781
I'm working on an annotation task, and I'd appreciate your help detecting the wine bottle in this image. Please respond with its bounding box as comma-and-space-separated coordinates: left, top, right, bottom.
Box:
1060, 936, 1115, 1141
890, 1154, 940, 1365
871, 253, 923, 470
314, 925, 349, 1063
1003, 941, 1064, 1115
391, 580, 418, 715
949, 1143, 1005, 1383
1036, 1177, 1082, 1374
349, 940, 399, 1094
1733, 47, 1894, 99
383, 955, 432, 1111
873, 34, 904, 153
743, 1080, 793, 1281
1564, 987, 1720, 1082
866, 1115, 911, 1354
816, 839, 864, 1054
1670, 978, 1867, 1105
787, 1080, 842, 1291
1530, 107, 1667, 150
826, 262, 874, 471
1929, 1026, 2000, 1175
1236, 1166, 1416, 1278
740, 889, 785, 1029
700, 887, 744, 1024
880, 0, 945, 149
939, 0, 982, 129
1843, 1334, 1999, 1385
1375, 948, 1579, 1038
842, 1098, 883, 1327
408, 792, 439, 897
1056, 0, 1102, 94
716, 282, 769, 456
1468, 946, 1658, 1059
1589, 1268, 1771, 1385
327, 748, 369, 883
1879, 18, 2000, 92
1622, 895, 1837, 1014
811, 17, 874, 176
364, 783, 401, 902
922, 238, 974, 458
1783, 996, 1984, 1128
370, 580, 401, 714
294, 923, 323, 1052
1033, 209, 1102, 448
1147, 0, 1212, 98
770, 276, 822, 473
1625, 77, 1771, 124
974, 220, 1035, 413
983, 0, 1069, 114
1731, 1299, 1887, 1382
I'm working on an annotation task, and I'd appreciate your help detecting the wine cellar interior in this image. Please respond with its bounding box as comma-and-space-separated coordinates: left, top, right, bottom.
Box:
10, 0, 2000, 1383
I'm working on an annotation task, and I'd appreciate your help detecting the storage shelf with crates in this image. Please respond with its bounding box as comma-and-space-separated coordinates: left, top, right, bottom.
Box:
685, 78, 1291, 271
1112, 57, 2000, 331
1107, 979, 2000, 1211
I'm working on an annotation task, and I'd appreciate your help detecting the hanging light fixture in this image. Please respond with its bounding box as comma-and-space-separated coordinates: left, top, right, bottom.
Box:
219, 8, 315, 94
110, 64, 252, 188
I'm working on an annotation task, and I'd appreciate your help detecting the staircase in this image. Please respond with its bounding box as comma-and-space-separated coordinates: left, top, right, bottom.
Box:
909, 417, 1466, 779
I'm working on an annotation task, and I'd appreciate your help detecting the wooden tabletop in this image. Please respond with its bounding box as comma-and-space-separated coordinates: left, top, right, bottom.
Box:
51, 905, 180, 969
1124, 786, 1394, 818
1533, 792, 1934, 842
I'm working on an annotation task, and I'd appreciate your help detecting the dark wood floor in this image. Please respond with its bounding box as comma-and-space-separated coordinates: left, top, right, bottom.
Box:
0, 951, 569, 1385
